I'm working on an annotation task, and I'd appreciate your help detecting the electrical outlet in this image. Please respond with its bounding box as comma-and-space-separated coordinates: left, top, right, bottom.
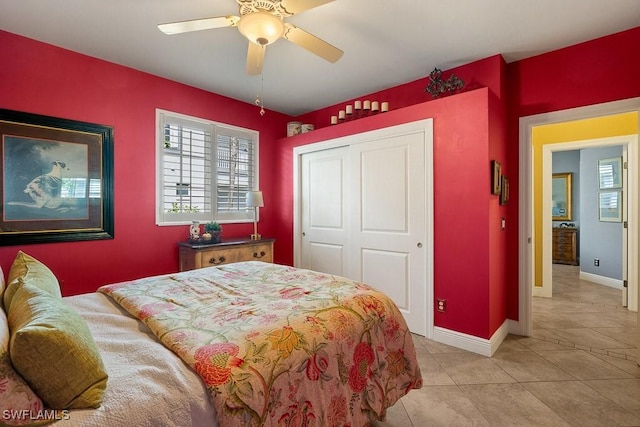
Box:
437, 298, 446, 312
594, 258, 600, 266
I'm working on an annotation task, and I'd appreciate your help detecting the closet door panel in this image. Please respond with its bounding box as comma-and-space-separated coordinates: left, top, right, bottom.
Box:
300, 147, 349, 277
350, 131, 427, 335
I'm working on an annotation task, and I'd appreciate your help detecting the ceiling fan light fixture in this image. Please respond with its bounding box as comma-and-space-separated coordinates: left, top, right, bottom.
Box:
238, 11, 284, 46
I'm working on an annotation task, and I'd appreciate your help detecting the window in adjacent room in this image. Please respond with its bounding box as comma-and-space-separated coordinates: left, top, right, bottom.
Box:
156, 110, 258, 225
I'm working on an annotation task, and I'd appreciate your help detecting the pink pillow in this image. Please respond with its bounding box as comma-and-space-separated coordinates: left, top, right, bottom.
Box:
0, 307, 45, 425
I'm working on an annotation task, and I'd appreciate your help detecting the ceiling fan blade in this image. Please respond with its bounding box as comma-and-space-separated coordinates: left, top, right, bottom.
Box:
279, 0, 334, 15
158, 16, 239, 35
283, 23, 343, 63
246, 42, 265, 75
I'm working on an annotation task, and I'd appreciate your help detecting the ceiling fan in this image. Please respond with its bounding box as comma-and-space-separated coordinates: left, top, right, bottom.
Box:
158, 0, 344, 75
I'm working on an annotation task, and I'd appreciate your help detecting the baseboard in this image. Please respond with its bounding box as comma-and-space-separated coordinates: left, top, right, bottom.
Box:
432, 321, 509, 357
507, 318, 527, 336
579, 271, 623, 290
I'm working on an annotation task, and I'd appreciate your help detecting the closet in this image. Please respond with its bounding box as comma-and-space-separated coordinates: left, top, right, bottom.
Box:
293, 119, 433, 335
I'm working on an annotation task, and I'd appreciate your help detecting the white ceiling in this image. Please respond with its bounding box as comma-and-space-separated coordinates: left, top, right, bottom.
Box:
1, 1, 639, 116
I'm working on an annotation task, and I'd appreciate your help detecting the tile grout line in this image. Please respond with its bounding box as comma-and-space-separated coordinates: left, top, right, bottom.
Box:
525, 335, 637, 361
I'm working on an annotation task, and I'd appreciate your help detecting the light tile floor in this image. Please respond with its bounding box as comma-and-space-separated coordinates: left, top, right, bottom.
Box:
375, 264, 640, 426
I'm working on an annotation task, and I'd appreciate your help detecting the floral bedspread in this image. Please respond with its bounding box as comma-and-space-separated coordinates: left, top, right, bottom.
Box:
98, 261, 422, 427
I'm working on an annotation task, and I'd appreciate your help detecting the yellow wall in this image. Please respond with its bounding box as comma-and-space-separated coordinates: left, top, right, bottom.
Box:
532, 112, 638, 286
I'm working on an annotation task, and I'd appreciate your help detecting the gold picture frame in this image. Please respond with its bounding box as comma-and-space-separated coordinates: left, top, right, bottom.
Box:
500, 176, 509, 205
491, 160, 502, 195
552, 172, 572, 221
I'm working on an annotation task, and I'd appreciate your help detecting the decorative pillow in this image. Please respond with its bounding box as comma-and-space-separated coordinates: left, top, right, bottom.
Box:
0, 307, 46, 426
8, 283, 108, 409
4, 252, 61, 312
0, 264, 4, 298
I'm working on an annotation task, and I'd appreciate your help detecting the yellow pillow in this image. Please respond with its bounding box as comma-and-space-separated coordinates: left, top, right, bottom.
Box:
4, 251, 61, 311
8, 283, 108, 409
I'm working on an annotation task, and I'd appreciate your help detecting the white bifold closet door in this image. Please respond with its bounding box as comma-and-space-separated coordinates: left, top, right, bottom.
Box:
298, 124, 429, 336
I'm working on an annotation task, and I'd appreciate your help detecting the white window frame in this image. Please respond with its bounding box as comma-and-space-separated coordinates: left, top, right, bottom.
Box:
155, 109, 259, 226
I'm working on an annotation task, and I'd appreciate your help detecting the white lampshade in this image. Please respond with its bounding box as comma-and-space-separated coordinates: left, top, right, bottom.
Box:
238, 11, 284, 46
246, 191, 264, 208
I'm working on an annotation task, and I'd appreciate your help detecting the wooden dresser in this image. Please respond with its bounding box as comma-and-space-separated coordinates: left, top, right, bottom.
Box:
178, 238, 275, 271
552, 228, 578, 265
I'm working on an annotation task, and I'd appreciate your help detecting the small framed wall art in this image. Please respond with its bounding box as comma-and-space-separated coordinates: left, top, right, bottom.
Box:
598, 190, 622, 222
491, 160, 502, 195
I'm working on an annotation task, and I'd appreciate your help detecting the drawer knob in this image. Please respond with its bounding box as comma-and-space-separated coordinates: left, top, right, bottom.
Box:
253, 251, 266, 258
209, 256, 226, 265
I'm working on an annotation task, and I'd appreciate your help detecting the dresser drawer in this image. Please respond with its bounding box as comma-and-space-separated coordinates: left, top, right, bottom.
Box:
198, 242, 273, 267
178, 238, 275, 271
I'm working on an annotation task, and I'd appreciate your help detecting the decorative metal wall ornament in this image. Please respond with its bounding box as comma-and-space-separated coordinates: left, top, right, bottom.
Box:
424, 68, 465, 98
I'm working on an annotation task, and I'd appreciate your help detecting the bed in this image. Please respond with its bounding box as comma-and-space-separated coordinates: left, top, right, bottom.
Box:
1, 252, 422, 426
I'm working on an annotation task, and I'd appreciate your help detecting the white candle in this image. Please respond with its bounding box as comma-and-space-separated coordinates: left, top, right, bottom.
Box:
381, 102, 389, 112
371, 101, 379, 111
363, 100, 371, 110
338, 110, 345, 120
331, 115, 338, 125
354, 100, 362, 110
346, 105, 353, 115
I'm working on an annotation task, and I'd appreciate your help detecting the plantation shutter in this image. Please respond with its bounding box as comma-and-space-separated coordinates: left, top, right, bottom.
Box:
156, 111, 258, 225
215, 127, 256, 221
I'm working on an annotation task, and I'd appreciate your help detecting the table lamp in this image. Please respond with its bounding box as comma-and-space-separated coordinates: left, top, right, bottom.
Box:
246, 190, 264, 240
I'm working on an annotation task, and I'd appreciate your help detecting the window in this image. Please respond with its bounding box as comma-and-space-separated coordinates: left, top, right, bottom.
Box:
156, 110, 258, 225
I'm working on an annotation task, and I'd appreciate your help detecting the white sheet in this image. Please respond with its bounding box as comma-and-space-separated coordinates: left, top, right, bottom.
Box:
56, 293, 218, 426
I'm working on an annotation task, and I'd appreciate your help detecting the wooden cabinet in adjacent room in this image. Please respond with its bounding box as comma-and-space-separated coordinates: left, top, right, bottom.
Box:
178, 238, 275, 271
552, 228, 578, 265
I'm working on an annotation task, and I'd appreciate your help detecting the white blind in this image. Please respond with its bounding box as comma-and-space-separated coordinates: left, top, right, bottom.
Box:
157, 111, 257, 225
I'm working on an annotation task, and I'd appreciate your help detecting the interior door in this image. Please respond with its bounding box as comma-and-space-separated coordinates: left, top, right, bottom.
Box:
349, 133, 427, 336
299, 147, 349, 276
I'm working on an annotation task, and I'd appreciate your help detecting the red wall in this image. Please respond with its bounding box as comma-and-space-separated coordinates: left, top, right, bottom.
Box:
504, 26, 640, 320
0, 30, 290, 295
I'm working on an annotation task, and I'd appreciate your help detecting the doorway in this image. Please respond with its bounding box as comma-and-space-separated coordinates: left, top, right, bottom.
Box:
544, 141, 629, 302
518, 98, 640, 364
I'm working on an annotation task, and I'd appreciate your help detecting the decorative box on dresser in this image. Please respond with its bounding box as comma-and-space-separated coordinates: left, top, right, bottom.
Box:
552, 227, 578, 265
178, 238, 275, 272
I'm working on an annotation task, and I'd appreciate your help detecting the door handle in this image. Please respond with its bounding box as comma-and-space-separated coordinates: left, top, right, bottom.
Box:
417, 242, 423, 248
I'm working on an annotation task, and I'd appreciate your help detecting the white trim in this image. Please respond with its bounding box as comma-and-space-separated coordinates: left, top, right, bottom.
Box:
433, 321, 509, 357
518, 97, 640, 338
579, 271, 624, 290
293, 119, 434, 339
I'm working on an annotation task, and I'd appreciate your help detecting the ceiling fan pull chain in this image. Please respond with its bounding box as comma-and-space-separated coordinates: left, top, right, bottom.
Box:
255, 72, 266, 116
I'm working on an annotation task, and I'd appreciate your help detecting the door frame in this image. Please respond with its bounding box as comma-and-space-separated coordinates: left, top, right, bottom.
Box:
293, 119, 434, 338
518, 97, 640, 341
541, 139, 630, 299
